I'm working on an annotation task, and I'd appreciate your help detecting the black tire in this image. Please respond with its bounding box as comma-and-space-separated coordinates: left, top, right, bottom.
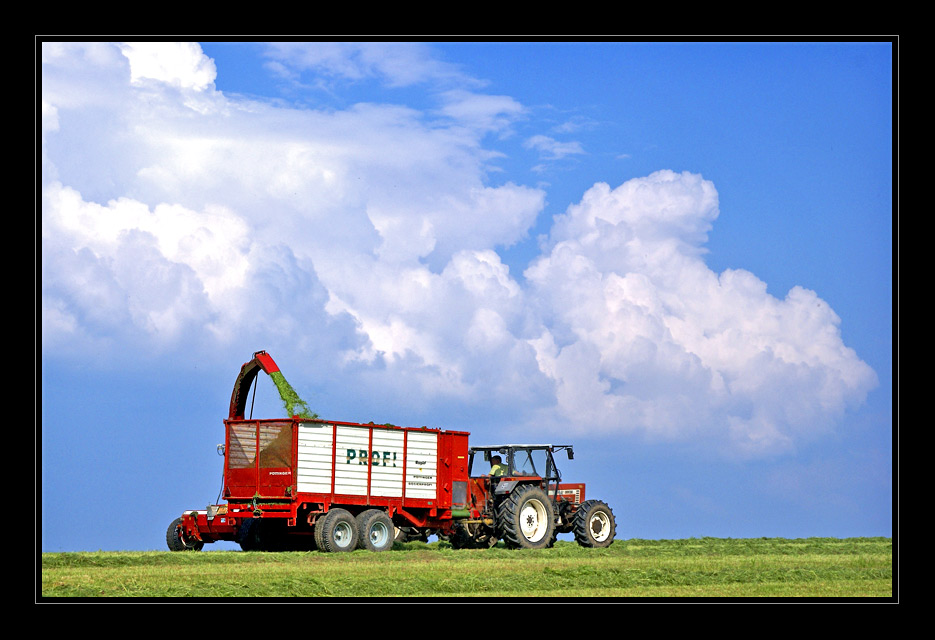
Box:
313, 515, 326, 550
166, 517, 204, 551
497, 484, 556, 549
356, 509, 394, 552
316, 508, 359, 552
573, 500, 616, 548
237, 518, 261, 551
547, 530, 559, 548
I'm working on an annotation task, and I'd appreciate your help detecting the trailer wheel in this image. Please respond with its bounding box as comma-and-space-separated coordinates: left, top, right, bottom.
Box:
316, 508, 359, 552
356, 509, 394, 552
166, 517, 204, 551
573, 500, 616, 548
237, 518, 262, 551
497, 484, 555, 549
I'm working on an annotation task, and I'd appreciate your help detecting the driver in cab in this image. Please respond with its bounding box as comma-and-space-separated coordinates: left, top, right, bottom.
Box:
489, 455, 508, 477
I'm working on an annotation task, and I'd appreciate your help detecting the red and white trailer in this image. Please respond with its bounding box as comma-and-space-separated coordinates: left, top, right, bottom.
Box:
167, 352, 616, 552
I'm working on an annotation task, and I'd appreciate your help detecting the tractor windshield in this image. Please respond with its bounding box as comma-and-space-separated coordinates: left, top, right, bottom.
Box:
513, 448, 554, 478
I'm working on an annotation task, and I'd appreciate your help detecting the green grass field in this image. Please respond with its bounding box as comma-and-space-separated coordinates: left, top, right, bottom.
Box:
40, 537, 893, 599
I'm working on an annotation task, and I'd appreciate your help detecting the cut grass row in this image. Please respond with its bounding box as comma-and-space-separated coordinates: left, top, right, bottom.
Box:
40, 537, 893, 598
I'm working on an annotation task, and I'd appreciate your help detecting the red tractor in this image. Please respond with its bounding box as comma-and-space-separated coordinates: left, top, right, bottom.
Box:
167, 352, 616, 552
449, 444, 615, 549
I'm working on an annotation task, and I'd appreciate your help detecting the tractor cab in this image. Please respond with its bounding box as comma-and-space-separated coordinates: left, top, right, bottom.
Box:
469, 444, 573, 480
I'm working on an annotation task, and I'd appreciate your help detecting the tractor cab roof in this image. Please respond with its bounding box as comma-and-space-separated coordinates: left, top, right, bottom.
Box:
470, 444, 573, 450
470, 444, 575, 459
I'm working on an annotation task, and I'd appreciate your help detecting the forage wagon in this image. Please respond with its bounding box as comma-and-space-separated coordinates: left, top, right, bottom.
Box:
167, 351, 616, 552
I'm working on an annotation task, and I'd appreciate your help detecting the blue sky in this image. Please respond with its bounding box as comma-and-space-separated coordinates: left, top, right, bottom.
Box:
40, 41, 893, 552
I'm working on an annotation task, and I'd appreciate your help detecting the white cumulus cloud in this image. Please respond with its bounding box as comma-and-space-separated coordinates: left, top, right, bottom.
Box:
524, 170, 878, 456
40, 42, 877, 457
119, 42, 217, 91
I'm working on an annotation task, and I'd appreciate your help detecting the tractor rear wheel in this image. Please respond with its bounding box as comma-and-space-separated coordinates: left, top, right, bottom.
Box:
316, 508, 359, 552
573, 500, 616, 548
497, 485, 555, 549
166, 517, 204, 551
356, 509, 394, 552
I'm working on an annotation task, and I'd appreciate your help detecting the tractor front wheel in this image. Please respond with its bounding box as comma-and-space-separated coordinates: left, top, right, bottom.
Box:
573, 500, 616, 548
497, 485, 555, 549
